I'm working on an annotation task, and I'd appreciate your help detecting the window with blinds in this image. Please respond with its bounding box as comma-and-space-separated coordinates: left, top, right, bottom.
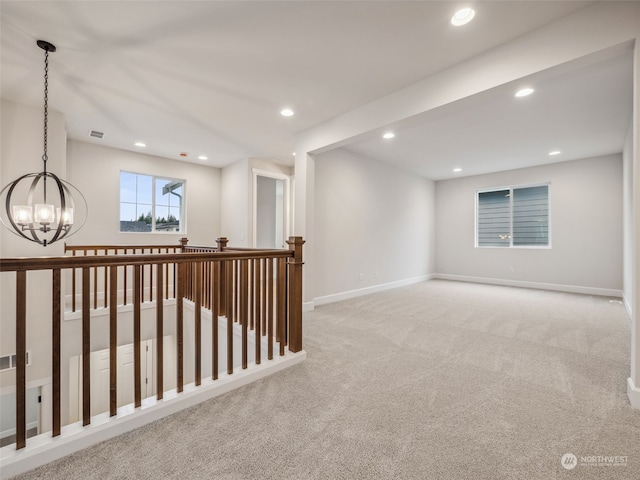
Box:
476, 184, 549, 248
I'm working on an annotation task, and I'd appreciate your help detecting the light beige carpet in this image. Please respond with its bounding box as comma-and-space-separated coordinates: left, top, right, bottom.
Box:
10, 280, 640, 479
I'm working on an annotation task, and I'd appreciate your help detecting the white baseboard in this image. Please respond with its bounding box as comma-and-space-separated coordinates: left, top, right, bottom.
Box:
303, 301, 315, 312
434, 274, 623, 298
0, 351, 306, 479
313, 275, 434, 307
628, 377, 640, 410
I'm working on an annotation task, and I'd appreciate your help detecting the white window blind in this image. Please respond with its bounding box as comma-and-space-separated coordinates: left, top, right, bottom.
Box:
477, 184, 549, 248
512, 185, 548, 246
477, 189, 511, 247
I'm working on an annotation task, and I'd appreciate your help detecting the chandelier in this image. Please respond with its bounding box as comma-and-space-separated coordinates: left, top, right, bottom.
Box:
0, 40, 87, 246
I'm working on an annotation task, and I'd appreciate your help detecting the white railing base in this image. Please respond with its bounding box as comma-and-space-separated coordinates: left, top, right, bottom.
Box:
0, 350, 306, 479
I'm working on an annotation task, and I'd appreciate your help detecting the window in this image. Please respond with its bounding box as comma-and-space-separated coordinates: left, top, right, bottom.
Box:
120, 172, 184, 233
476, 184, 549, 247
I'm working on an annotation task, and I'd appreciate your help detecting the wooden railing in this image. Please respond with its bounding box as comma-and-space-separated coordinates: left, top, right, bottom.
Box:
0, 236, 304, 450
64, 243, 183, 310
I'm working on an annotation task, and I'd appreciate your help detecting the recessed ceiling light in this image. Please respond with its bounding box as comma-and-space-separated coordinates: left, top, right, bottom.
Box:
134, 142, 146, 147
280, 108, 294, 117
515, 88, 535, 98
451, 8, 475, 26
383, 132, 395, 139
549, 150, 561, 156
198, 155, 208, 160
292, 152, 296, 156
453, 168, 462, 173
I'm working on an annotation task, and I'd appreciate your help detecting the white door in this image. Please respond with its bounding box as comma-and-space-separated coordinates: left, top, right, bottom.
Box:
70, 339, 154, 420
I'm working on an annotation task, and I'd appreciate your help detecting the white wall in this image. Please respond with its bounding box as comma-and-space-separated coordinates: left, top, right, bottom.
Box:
313, 148, 435, 302
221, 158, 249, 247
256, 176, 277, 248
67, 140, 221, 246
435, 155, 623, 294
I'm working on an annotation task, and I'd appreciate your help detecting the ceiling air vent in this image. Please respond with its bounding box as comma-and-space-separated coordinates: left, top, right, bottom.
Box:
89, 129, 104, 139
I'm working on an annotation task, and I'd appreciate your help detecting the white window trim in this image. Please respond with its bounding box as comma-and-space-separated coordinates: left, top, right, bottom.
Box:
475, 182, 551, 249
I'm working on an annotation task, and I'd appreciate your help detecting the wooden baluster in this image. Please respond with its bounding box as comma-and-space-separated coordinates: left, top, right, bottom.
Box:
277, 257, 286, 356
82, 267, 91, 426
254, 259, 261, 364
173, 260, 177, 299
72, 250, 77, 312
140, 249, 145, 302
149, 254, 154, 304
156, 262, 163, 400
195, 261, 202, 386
93, 249, 98, 309
212, 262, 219, 380
123, 249, 128, 306
262, 257, 267, 336
103, 249, 108, 308
226, 259, 233, 375
109, 265, 118, 416
287, 237, 305, 353
16, 270, 26, 449
204, 261, 209, 309
240, 259, 248, 369
52, 268, 61, 437
267, 258, 274, 360
177, 262, 184, 393
249, 259, 254, 331
234, 260, 239, 323
165, 248, 169, 300
134, 265, 142, 408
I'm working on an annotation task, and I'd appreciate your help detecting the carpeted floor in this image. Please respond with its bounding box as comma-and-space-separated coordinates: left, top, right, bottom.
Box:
10, 280, 640, 479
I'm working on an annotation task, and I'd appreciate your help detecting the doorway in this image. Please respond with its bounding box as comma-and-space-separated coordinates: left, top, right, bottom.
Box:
253, 169, 290, 249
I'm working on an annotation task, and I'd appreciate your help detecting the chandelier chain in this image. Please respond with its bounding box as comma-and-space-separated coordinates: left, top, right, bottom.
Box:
42, 49, 49, 167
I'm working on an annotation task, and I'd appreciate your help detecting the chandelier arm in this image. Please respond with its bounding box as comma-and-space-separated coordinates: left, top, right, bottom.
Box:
26, 174, 46, 243
3, 174, 38, 242
47, 173, 68, 245
63, 179, 88, 235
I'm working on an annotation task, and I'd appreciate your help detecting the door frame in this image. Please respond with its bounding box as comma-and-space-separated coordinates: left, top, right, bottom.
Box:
252, 168, 291, 248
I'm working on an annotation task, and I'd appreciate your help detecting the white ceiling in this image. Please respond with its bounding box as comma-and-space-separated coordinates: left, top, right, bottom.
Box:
1, 0, 630, 179
345, 51, 633, 180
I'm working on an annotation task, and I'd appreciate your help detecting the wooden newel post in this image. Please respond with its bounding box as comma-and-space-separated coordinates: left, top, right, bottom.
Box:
286, 236, 304, 353
216, 237, 228, 252
216, 237, 229, 317
179, 237, 189, 252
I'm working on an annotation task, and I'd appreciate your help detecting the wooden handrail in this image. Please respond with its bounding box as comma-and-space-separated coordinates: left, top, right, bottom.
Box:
65, 243, 183, 252
1, 236, 304, 451
1, 250, 293, 271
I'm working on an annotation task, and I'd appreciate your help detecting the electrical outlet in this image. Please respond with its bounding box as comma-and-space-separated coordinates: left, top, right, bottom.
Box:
509, 266, 514, 274
359, 273, 364, 281
374, 270, 379, 278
